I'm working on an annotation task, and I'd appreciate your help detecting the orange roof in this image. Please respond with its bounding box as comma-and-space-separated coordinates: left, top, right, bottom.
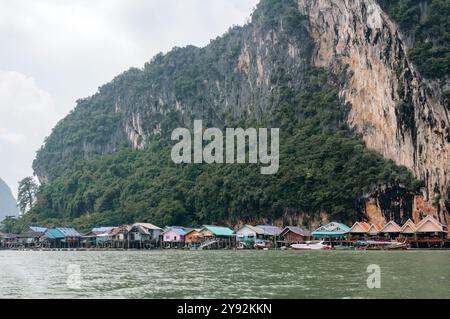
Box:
349, 222, 371, 233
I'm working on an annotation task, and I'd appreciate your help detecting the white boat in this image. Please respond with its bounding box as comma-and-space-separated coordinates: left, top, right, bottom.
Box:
254, 240, 269, 250
291, 241, 332, 250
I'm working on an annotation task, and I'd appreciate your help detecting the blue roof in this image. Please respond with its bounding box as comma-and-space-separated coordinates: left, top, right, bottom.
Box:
174, 228, 188, 236
30, 226, 47, 233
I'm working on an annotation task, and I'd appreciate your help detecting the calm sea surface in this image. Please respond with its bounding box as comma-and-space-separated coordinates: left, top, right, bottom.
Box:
0, 250, 449, 299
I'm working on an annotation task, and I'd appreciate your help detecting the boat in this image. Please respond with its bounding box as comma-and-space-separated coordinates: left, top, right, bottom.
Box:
380, 242, 409, 250
291, 241, 332, 250
355, 241, 410, 251
254, 240, 271, 250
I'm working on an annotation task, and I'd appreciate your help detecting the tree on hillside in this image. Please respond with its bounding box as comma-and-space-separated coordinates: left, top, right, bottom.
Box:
0, 216, 17, 233
17, 177, 39, 215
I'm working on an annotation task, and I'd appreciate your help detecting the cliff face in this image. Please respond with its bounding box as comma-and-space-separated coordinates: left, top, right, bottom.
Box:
299, 0, 450, 225
33, 1, 312, 183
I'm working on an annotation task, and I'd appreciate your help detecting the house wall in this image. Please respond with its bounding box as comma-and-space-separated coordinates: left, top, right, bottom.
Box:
131, 232, 150, 241
163, 230, 183, 242
236, 227, 257, 241
283, 232, 307, 243
130, 228, 161, 242
151, 230, 162, 241
201, 230, 214, 237
185, 232, 202, 243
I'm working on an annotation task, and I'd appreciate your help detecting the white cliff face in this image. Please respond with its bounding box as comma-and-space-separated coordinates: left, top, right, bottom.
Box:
299, 0, 450, 223
126, 112, 146, 150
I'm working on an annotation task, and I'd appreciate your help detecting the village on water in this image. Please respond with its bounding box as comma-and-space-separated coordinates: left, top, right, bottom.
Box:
0, 215, 449, 251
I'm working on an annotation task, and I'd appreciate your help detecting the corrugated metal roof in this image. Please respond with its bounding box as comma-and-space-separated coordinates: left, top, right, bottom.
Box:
415, 215, 447, 233
367, 224, 382, 234
257, 225, 283, 236
109, 226, 128, 235
46, 228, 65, 239
312, 222, 350, 233
379, 221, 402, 233
132, 223, 162, 231
202, 225, 235, 236
184, 229, 202, 236
401, 219, 417, 233
57, 228, 81, 237
312, 222, 350, 238
92, 227, 114, 234
236, 225, 265, 235
163, 227, 189, 236
30, 226, 47, 233
18, 231, 45, 238
349, 222, 371, 233
46, 228, 81, 239
173, 228, 188, 236
281, 226, 311, 237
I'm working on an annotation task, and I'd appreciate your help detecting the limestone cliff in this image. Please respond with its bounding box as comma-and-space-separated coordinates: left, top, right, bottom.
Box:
33, 1, 312, 183
299, 0, 450, 226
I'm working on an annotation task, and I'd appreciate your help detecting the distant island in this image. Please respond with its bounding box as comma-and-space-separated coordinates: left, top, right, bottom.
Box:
0, 178, 19, 221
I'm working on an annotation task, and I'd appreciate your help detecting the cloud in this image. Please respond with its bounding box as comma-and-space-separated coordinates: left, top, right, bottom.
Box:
0, 128, 26, 145
0, 70, 59, 193
0, 0, 259, 192
0, 0, 258, 109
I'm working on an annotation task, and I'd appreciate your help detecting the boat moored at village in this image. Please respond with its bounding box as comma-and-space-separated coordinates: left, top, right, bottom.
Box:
354, 241, 410, 251
291, 241, 332, 251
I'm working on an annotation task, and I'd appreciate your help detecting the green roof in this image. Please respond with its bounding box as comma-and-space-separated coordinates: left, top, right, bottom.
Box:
311, 222, 350, 238
45, 228, 65, 239
202, 225, 235, 237
312, 232, 347, 238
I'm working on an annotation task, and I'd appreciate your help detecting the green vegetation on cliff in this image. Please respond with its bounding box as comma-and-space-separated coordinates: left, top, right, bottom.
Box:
378, 0, 450, 80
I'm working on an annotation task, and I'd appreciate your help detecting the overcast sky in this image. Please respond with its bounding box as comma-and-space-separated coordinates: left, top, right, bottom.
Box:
0, 0, 259, 196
